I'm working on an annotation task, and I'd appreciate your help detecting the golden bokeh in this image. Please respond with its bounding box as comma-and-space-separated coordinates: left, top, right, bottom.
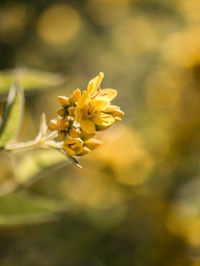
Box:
87, 0, 131, 26
112, 16, 158, 55
37, 4, 81, 45
178, 0, 200, 23
0, 0, 200, 264
0, 3, 31, 43
167, 177, 200, 248
145, 70, 181, 109
162, 26, 200, 68
95, 126, 154, 186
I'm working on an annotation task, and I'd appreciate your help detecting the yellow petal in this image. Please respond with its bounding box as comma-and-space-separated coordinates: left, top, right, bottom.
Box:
91, 99, 109, 111
87, 72, 104, 97
98, 89, 118, 101
77, 91, 89, 108
80, 119, 96, 134
94, 113, 115, 126
103, 105, 124, 116
103, 105, 120, 112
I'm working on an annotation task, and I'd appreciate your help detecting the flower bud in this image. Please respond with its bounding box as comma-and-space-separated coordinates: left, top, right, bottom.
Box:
68, 127, 80, 138
57, 108, 67, 117
103, 105, 125, 116
81, 131, 96, 140
64, 137, 83, 156
114, 117, 122, 123
67, 115, 74, 123
68, 107, 76, 116
49, 119, 58, 130
57, 96, 70, 107
70, 89, 81, 102
84, 138, 102, 150
58, 130, 67, 140
57, 117, 69, 130
96, 124, 112, 131
113, 109, 124, 117
78, 146, 91, 156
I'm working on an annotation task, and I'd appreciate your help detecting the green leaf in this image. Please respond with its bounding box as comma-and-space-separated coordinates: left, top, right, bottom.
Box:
0, 193, 68, 226
0, 68, 64, 94
14, 149, 67, 184
0, 83, 24, 148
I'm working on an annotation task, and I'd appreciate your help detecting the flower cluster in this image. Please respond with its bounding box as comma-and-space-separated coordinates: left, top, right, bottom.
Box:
49, 72, 124, 157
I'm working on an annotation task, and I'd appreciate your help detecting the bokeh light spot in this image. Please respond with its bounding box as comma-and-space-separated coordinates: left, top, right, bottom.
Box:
37, 4, 81, 45
0, 3, 31, 43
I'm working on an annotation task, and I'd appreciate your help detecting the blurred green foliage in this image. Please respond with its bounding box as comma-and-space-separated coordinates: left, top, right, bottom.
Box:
0, 83, 23, 147
0, 0, 200, 265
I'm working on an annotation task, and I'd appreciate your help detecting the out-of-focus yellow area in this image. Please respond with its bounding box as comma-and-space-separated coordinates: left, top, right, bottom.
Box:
37, 4, 81, 45
0, 0, 200, 265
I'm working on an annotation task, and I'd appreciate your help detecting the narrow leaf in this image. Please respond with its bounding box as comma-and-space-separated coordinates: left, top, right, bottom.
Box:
14, 149, 67, 184
36, 113, 48, 140
0, 68, 64, 94
0, 193, 68, 226
0, 83, 24, 148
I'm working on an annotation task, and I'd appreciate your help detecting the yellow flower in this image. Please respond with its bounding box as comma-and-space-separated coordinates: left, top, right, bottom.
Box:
50, 72, 124, 160
74, 72, 118, 134
64, 137, 83, 156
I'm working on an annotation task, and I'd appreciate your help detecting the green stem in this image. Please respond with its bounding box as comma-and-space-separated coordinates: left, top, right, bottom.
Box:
5, 140, 40, 152
4, 131, 62, 152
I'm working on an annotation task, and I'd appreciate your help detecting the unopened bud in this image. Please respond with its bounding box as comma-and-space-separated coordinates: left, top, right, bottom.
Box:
85, 138, 102, 150
96, 124, 112, 131
67, 116, 75, 125
68, 107, 76, 116
64, 137, 83, 156
78, 146, 91, 156
113, 109, 124, 117
57, 117, 69, 130
57, 108, 67, 117
50, 119, 58, 130
114, 117, 122, 123
81, 131, 96, 140
57, 96, 70, 107
58, 130, 67, 140
70, 89, 81, 102
104, 105, 125, 116
68, 127, 80, 138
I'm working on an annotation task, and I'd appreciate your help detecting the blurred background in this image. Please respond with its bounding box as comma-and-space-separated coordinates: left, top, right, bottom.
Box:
0, 0, 200, 265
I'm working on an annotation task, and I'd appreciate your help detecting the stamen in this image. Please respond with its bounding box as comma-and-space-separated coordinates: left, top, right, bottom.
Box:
90, 87, 101, 99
